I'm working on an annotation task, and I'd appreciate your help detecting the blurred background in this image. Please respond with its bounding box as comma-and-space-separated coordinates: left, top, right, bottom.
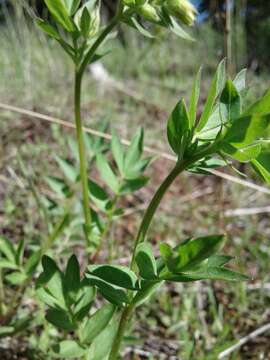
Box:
0, 0, 270, 359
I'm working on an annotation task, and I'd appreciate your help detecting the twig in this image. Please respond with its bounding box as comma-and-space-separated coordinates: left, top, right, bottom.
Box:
1, 102, 270, 195
225, 206, 270, 217
218, 323, 270, 359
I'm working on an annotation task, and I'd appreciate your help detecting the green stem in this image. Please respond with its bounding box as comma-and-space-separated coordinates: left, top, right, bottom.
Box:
108, 305, 134, 360
79, 15, 120, 76
109, 145, 216, 358
130, 162, 186, 269
74, 70, 92, 245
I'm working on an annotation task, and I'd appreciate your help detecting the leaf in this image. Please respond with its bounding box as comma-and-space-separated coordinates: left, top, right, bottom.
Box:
135, 243, 157, 280
0, 236, 16, 263
222, 113, 270, 148
164, 266, 249, 282
188, 157, 227, 175
74, 283, 96, 321
46, 308, 75, 331
221, 142, 262, 163
124, 128, 144, 175
5, 271, 27, 285
55, 156, 78, 183
196, 59, 226, 132
189, 66, 202, 128
207, 255, 234, 267
96, 154, 119, 193
233, 69, 247, 92
87, 317, 118, 360
88, 265, 138, 290
220, 80, 241, 122
111, 132, 125, 176
132, 281, 162, 307
165, 235, 225, 273
53, 340, 86, 358
244, 88, 270, 116
45, 176, 69, 198
120, 177, 149, 194
36, 20, 61, 40
130, 17, 154, 38
64, 0, 81, 15
81, 304, 115, 344
36, 287, 61, 308
251, 151, 270, 184
44, 0, 75, 32
24, 250, 42, 275
85, 275, 130, 306
168, 16, 194, 41
88, 179, 111, 212
37, 256, 66, 309
16, 239, 25, 266
64, 255, 80, 304
167, 99, 190, 155
80, 6, 91, 37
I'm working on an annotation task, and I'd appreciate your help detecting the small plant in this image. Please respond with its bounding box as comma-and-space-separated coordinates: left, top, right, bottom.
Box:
1, 0, 270, 358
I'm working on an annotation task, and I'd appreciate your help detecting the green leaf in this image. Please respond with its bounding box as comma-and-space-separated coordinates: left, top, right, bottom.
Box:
188, 157, 227, 175
222, 113, 270, 148
37, 256, 66, 309
130, 17, 154, 38
5, 271, 27, 285
189, 66, 202, 128
164, 266, 249, 282
25, 250, 41, 275
64, 0, 81, 15
124, 128, 144, 175
135, 243, 157, 280
74, 283, 96, 321
111, 132, 125, 176
0, 326, 15, 338
251, 151, 270, 184
233, 69, 247, 92
207, 255, 234, 267
132, 281, 162, 307
16, 239, 25, 266
88, 179, 111, 212
196, 59, 226, 132
85, 275, 130, 306
44, 0, 75, 32
167, 99, 190, 155
81, 304, 115, 344
0, 236, 16, 263
168, 16, 194, 41
88, 265, 138, 290
36, 287, 61, 308
36, 19, 61, 40
53, 340, 86, 358
120, 177, 149, 194
64, 255, 80, 304
165, 235, 225, 273
220, 80, 241, 122
55, 156, 78, 183
96, 154, 119, 193
244, 88, 270, 116
221, 142, 262, 162
45, 176, 69, 198
46, 308, 75, 331
87, 318, 118, 360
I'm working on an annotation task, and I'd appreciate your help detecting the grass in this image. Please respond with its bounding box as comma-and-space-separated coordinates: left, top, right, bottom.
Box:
0, 7, 270, 359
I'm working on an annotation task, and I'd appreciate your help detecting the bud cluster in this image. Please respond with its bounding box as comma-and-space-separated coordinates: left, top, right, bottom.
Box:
122, 0, 197, 26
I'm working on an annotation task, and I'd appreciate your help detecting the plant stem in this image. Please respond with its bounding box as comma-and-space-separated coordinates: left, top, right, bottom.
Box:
109, 162, 187, 359
130, 162, 186, 269
108, 305, 134, 360
74, 70, 92, 245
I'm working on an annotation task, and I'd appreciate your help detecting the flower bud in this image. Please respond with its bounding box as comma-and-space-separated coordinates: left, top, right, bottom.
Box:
166, 0, 197, 26
138, 3, 160, 22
